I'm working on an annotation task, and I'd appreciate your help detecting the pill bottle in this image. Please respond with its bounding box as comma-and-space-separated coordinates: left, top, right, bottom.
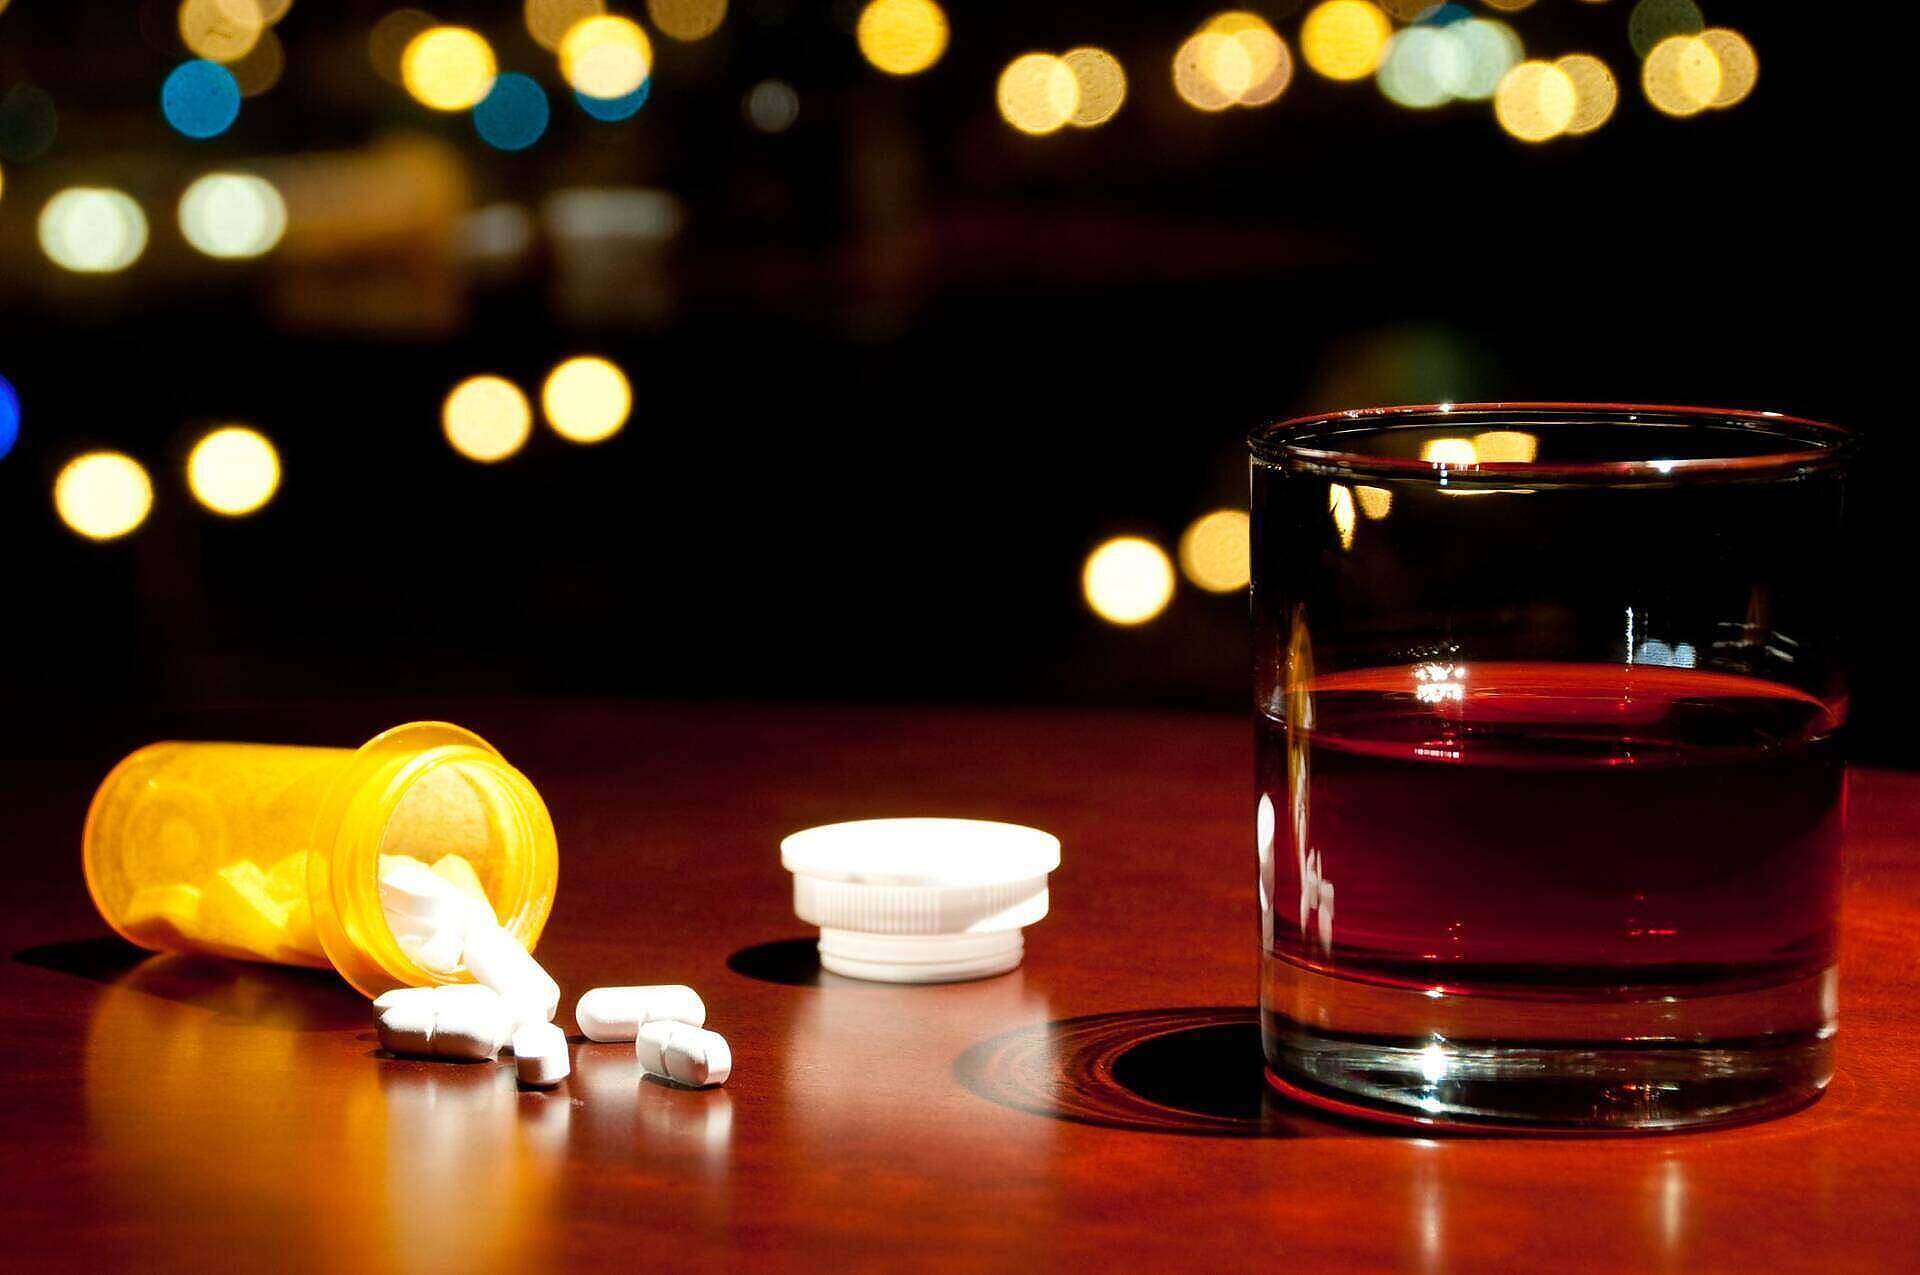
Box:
82, 721, 558, 999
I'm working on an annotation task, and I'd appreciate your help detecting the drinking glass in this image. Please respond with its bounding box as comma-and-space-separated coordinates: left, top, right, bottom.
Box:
1249, 404, 1856, 1131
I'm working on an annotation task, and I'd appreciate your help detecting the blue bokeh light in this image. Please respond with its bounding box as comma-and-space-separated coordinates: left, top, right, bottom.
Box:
0, 374, 19, 463
575, 79, 651, 123
473, 72, 551, 152
1413, 3, 1473, 26
162, 60, 241, 139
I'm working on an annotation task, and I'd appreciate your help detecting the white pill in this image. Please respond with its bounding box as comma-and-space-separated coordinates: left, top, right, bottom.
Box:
372, 986, 437, 1014
575, 985, 706, 1042
376, 1000, 437, 1057
398, 925, 466, 974
462, 923, 561, 1024
379, 857, 494, 934
373, 984, 515, 1060
511, 1021, 571, 1088
635, 1020, 732, 1088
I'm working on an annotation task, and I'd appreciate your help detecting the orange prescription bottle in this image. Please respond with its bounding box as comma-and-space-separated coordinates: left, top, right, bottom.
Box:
82, 722, 558, 999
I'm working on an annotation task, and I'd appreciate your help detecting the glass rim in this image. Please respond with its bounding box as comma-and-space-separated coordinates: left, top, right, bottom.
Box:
1248, 402, 1858, 483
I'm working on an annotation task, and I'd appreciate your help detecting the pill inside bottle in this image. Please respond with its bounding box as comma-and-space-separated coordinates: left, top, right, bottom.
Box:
83, 721, 559, 998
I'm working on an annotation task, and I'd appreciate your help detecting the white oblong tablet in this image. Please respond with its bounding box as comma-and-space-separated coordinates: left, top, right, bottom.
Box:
636, 1020, 731, 1088
512, 1021, 571, 1088
575, 985, 706, 1042
462, 923, 561, 1023
376, 1001, 437, 1057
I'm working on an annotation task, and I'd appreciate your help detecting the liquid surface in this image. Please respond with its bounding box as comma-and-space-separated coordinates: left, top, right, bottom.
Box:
1259, 662, 1843, 996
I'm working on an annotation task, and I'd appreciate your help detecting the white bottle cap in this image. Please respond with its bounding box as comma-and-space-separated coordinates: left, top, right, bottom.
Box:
779, 818, 1060, 984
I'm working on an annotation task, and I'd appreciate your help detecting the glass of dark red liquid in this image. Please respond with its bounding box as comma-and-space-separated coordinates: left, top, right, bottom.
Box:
1250, 404, 1856, 1132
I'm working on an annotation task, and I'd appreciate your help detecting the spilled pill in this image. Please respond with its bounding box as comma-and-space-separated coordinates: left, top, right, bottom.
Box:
575, 985, 706, 1042
635, 1019, 732, 1088
512, 1021, 571, 1088
373, 983, 516, 1060
463, 923, 561, 1023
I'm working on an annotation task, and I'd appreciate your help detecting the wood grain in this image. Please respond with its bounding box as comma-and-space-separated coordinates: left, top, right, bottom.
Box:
3, 702, 1916, 1272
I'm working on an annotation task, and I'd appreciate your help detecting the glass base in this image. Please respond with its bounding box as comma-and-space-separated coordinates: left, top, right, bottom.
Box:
1261, 960, 1836, 1133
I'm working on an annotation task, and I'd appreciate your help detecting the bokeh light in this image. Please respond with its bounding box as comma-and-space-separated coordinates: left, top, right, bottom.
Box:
0, 84, 59, 163
1473, 430, 1537, 463
187, 425, 281, 516
744, 80, 799, 132
1083, 537, 1175, 626
1641, 34, 1719, 118
576, 80, 651, 121
1442, 18, 1521, 100
39, 188, 150, 274
162, 60, 242, 139
444, 376, 533, 463
178, 0, 265, 65
369, 9, 436, 86
542, 357, 632, 443
0, 374, 18, 463
1179, 13, 1293, 110
1354, 485, 1392, 520
474, 72, 551, 151
560, 15, 653, 100
1178, 510, 1250, 592
997, 53, 1079, 136
1627, 0, 1703, 60
1062, 47, 1126, 127
856, 0, 949, 77
55, 452, 154, 541
402, 26, 498, 112
1421, 437, 1479, 464
0, 163, 5, 206
1480, 0, 1533, 10
1699, 29, 1758, 109
648, 0, 726, 42
1378, 16, 1518, 108
526, 0, 605, 52
1300, 1, 1391, 82
229, 29, 285, 97
178, 172, 287, 259
1556, 53, 1617, 135
1493, 59, 1575, 142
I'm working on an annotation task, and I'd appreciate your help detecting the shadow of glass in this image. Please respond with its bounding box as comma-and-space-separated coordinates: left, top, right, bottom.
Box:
17, 936, 363, 1032
954, 1007, 1366, 1138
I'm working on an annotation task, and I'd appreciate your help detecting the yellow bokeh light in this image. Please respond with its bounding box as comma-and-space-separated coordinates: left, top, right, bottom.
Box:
55, 452, 154, 541
541, 356, 632, 443
1354, 485, 1393, 520
1300, 1, 1391, 82
179, 0, 265, 65
1699, 28, 1757, 109
38, 188, 149, 274
648, 0, 725, 42
1178, 509, 1250, 592
1473, 430, 1537, 464
1083, 537, 1175, 626
526, 0, 605, 52
178, 172, 287, 259
1062, 47, 1126, 128
444, 376, 533, 463
1173, 34, 1239, 112
402, 26, 498, 112
1328, 484, 1356, 550
1421, 437, 1479, 465
1641, 34, 1719, 118
560, 15, 654, 100
1480, 0, 1534, 9
369, 9, 436, 85
1204, 12, 1292, 107
187, 425, 281, 517
229, 28, 285, 97
997, 53, 1079, 136
1555, 53, 1618, 135
1493, 59, 1576, 141
855, 0, 949, 77
0, 163, 6, 206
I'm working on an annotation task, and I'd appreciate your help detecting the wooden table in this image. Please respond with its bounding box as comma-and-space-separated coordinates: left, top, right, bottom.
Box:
5, 703, 1917, 1272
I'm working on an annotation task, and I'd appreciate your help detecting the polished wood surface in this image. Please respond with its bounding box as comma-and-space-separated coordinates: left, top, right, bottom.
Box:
4, 703, 1918, 1272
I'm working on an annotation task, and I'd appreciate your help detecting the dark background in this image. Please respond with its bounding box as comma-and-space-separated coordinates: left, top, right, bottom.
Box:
0, 3, 1904, 759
